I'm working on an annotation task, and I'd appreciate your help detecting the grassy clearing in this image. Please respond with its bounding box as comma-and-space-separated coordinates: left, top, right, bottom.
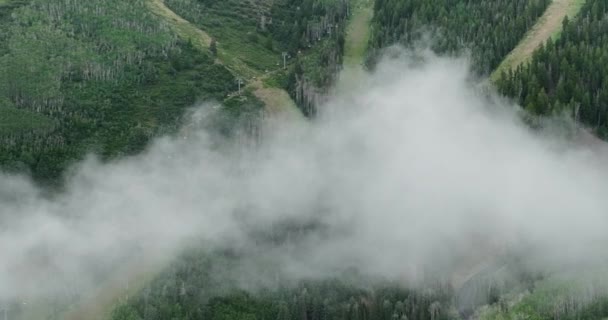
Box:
334, 0, 374, 93
147, 0, 263, 79
151, 0, 300, 116
207, 24, 280, 76
343, 0, 373, 68
146, 0, 212, 50
147, 0, 259, 79
491, 0, 586, 81
253, 81, 302, 119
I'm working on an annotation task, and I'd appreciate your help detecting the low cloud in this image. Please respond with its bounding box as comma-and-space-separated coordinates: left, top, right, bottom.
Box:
2, 49, 608, 306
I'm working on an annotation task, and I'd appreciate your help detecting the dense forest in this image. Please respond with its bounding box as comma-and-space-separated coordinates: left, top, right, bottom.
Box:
274, 0, 349, 116
496, 0, 608, 138
369, 0, 551, 74
111, 247, 454, 320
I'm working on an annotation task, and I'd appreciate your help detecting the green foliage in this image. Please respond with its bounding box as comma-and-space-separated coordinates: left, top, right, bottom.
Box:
165, 0, 349, 116
479, 276, 608, 320
369, 0, 551, 74
205, 294, 275, 320
211, 91, 265, 137
270, 0, 349, 116
269, 0, 349, 54
165, 0, 283, 74
298, 36, 345, 88
110, 248, 453, 320
0, 0, 343, 181
0, 105, 54, 135
0, 0, 243, 183
496, 0, 608, 138
112, 304, 143, 320
262, 69, 291, 89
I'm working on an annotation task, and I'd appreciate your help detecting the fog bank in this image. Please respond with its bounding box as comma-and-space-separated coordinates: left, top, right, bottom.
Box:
2, 50, 608, 303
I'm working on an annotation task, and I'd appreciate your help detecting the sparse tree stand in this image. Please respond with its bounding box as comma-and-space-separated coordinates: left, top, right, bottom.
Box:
210, 38, 218, 57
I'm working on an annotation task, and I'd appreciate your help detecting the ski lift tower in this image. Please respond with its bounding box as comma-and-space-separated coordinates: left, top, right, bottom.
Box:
236, 78, 244, 95
282, 52, 289, 69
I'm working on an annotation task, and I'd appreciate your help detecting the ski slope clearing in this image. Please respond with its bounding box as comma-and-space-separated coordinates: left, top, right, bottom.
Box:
148, 0, 301, 117
343, 0, 373, 69
335, 0, 373, 94
492, 0, 585, 81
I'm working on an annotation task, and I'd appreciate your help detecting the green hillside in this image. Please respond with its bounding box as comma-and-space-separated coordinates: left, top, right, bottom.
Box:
491, 0, 586, 81
369, 0, 551, 74
0, 0, 343, 182
496, 0, 608, 138
0, 0, 243, 182
163, 0, 351, 116
7, 0, 608, 320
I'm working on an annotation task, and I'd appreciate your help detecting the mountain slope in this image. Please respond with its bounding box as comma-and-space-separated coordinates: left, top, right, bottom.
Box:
369, 0, 551, 74
6, 0, 608, 319
491, 0, 586, 81
147, 0, 301, 118
496, 0, 608, 136
0, 0, 244, 183
1, 0, 340, 182
0, 1, 347, 318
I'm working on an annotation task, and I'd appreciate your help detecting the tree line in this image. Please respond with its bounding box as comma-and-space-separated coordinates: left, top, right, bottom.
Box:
111, 247, 454, 320
496, 0, 608, 139
368, 0, 550, 74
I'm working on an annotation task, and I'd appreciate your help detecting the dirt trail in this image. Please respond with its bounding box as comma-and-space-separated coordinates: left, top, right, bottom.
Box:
492, 0, 585, 80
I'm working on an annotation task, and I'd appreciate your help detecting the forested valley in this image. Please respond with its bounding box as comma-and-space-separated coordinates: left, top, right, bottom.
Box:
3, 0, 608, 320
